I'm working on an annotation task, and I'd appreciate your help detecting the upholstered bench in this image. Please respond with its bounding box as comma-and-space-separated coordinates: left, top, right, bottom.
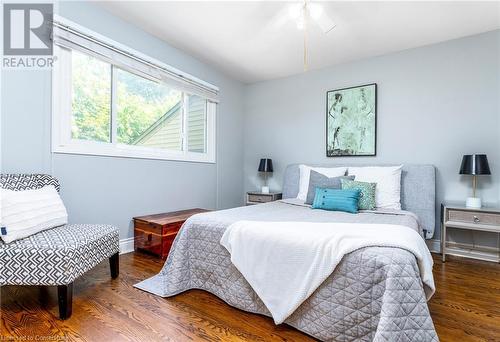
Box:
0, 174, 120, 319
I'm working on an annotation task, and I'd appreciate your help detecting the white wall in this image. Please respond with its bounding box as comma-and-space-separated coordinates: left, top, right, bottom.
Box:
244, 30, 500, 246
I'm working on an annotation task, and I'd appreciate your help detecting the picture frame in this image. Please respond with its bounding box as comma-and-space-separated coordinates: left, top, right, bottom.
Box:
326, 83, 377, 157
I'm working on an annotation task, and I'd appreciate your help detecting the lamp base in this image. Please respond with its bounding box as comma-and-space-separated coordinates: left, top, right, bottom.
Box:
466, 197, 482, 208
261, 186, 270, 194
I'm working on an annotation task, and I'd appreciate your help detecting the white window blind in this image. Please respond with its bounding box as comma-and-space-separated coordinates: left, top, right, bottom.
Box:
52, 18, 219, 103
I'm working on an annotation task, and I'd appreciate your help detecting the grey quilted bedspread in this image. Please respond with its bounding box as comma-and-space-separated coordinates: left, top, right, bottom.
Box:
135, 201, 438, 342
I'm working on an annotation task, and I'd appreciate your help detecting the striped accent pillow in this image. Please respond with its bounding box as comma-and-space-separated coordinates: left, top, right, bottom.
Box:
311, 188, 361, 214
0, 185, 68, 243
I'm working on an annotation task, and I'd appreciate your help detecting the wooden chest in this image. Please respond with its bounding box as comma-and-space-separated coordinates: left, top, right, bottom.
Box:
133, 208, 209, 259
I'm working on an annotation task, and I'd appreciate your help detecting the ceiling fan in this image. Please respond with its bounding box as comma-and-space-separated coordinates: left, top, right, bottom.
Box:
271, 1, 336, 71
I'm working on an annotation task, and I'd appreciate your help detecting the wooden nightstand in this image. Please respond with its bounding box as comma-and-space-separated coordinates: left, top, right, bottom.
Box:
441, 203, 500, 263
246, 191, 282, 205
133, 208, 209, 259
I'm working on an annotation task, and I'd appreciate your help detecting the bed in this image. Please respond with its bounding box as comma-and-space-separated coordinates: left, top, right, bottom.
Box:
136, 164, 438, 341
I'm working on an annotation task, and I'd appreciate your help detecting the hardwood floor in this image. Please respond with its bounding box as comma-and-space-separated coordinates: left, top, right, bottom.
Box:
1, 252, 499, 341
428, 254, 500, 341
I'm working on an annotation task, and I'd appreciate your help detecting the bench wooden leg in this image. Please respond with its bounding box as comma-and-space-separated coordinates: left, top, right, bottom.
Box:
57, 283, 73, 320
109, 252, 119, 279
38, 286, 49, 307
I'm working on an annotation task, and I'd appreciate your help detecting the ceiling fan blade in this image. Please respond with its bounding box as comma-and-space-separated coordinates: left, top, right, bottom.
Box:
315, 13, 336, 34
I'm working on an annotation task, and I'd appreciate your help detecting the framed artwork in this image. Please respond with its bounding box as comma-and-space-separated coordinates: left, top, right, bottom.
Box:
326, 83, 377, 157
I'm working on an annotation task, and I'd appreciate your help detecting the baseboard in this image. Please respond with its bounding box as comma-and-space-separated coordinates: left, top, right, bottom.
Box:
426, 239, 441, 253
119, 237, 134, 255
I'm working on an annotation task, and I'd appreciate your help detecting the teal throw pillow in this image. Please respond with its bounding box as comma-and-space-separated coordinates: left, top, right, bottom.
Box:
305, 171, 355, 205
311, 188, 361, 214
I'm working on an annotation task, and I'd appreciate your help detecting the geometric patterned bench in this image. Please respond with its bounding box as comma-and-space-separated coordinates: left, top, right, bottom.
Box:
0, 174, 120, 319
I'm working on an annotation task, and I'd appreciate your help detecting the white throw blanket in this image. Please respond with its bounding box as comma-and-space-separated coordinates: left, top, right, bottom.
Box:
220, 221, 435, 324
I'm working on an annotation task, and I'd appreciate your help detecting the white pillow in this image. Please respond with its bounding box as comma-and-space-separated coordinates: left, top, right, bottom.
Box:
297, 165, 347, 201
348, 165, 403, 210
0, 185, 68, 243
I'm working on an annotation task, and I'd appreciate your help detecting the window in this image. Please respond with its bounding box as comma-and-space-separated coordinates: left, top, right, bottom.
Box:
71, 50, 111, 143
187, 95, 207, 153
115, 68, 183, 151
52, 18, 217, 163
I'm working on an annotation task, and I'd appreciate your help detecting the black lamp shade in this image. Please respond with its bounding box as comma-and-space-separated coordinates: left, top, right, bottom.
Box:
459, 154, 491, 175
258, 158, 273, 173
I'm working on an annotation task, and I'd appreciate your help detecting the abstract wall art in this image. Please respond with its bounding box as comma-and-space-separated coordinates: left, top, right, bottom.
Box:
326, 83, 376, 157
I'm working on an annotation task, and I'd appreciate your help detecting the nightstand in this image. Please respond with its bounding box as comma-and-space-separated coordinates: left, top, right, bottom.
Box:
441, 203, 500, 263
246, 191, 282, 205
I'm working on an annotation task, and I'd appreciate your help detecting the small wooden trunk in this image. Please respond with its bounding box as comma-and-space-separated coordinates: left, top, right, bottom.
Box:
133, 208, 209, 259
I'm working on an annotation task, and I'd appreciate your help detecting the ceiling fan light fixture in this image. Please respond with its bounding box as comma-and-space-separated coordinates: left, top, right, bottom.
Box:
308, 3, 323, 20
296, 16, 305, 30
288, 3, 303, 20
269, 1, 337, 73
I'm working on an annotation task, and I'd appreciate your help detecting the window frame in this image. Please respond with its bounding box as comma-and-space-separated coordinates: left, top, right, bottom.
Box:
52, 30, 216, 164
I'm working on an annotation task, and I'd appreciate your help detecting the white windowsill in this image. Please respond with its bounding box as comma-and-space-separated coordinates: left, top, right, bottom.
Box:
52, 144, 215, 164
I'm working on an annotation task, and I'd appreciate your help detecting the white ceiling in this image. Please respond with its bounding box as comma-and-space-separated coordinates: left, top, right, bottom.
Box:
96, 1, 500, 83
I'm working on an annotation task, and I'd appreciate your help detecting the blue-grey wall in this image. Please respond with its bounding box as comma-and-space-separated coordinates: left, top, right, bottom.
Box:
244, 30, 500, 246
1, 2, 245, 240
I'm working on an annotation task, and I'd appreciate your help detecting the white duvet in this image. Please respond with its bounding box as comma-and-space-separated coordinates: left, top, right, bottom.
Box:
220, 221, 435, 324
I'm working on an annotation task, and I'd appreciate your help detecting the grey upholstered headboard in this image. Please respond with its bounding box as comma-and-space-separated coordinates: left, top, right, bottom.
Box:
282, 164, 436, 238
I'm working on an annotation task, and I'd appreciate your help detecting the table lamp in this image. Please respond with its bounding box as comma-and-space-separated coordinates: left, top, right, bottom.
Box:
258, 158, 273, 194
459, 154, 491, 208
